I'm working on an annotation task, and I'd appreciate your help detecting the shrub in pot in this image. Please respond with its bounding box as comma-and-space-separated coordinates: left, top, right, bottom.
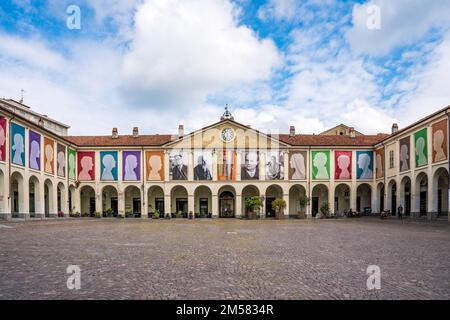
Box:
272, 198, 287, 219
245, 196, 263, 220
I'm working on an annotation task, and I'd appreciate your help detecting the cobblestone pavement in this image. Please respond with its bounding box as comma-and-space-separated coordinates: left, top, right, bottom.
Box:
0, 218, 449, 300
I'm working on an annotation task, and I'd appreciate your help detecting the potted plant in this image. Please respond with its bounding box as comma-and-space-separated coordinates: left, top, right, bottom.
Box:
298, 195, 310, 219
176, 210, 183, 219
153, 210, 160, 219
319, 202, 330, 219
95, 211, 101, 218
58, 211, 65, 218
245, 196, 263, 220
188, 211, 194, 219
272, 198, 287, 219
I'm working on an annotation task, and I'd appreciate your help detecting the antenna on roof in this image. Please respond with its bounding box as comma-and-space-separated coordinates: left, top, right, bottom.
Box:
19, 89, 25, 104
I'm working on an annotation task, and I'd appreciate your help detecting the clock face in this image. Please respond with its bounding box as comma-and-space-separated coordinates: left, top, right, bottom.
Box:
221, 128, 235, 142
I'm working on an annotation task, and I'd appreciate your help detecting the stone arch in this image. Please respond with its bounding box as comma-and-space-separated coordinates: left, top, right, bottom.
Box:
194, 185, 212, 218
57, 182, 66, 215
102, 185, 118, 217
433, 167, 449, 218
415, 172, 429, 216
10, 171, 24, 217
68, 184, 76, 214
356, 183, 372, 213
148, 185, 165, 217
242, 184, 261, 218
334, 183, 351, 214
171, 185, 189, 217
44, 179, 55, 217
311, 184, 328, 217
265, 184, 283, 217
376, 182, 385, 213
80, 185, 96, 217
289, 184, 307, 217
218, 185, 236, 218
124, 185, 141, 218
28, 175, 41, 217
400, 176, 412, 216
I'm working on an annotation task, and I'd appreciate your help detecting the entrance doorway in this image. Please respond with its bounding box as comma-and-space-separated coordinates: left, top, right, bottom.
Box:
200, 198, 209, 215
176, 198, 188, 217
265, 197, 276, 217
219, 191, 235, 218
312, 197, 319, 217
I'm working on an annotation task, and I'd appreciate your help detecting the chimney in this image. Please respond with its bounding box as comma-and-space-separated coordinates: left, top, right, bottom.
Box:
178, 125, 184, 138
132, 127, 139, 137
289, 126, 295, 137
112, 127, 118, 139
349, 127, 356, 138
392, 123, 399, 134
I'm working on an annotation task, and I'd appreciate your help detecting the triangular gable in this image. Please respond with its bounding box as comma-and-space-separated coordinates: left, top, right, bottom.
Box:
164, 118, 290, 150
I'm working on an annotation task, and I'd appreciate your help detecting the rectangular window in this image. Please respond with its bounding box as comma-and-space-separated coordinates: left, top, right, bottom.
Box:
389, 150, 395, 169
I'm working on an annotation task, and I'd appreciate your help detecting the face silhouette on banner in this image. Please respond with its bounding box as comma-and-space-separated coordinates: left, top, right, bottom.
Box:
432, 120, 448, 163
399, 137, 410, 172
146, 151, 164, 181
312, 150, 330, 180
29, 130, 41, 171
57, 144, 66, 177
77, 151, 95, 181
0, 117, 7, 162
123, 151, 141, 181
289, 151, 307, 180
356, 151, 373, 179
44, 137, 54, 174
100, 151, 118, 181
11, 123, 25, 166
335, 151, 352, 180
266, 151, 284, 180
414, 128, 428, 168
68, 148, 76, 179
375, 148, 384, 178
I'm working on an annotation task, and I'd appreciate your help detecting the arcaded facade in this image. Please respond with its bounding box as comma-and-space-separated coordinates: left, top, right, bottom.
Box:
0, 99, 449, 221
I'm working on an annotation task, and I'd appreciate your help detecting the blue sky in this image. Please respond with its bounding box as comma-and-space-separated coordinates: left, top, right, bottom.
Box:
0, 0, 450, 135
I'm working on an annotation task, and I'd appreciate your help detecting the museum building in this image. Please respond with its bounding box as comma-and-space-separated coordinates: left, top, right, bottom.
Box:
0, 98, 449, 221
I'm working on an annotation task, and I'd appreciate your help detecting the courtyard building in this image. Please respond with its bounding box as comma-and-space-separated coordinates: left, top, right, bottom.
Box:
0, 99, 449, 221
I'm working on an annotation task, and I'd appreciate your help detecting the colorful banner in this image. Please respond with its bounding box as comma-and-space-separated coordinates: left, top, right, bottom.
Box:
266, 150, 284, 180
311, 150, 330, 180
432, 120, 448, 163
123, 151, 141, 181
146, 151, 164, 181
414, 128, 428, 167
218, 149, 236, 181
399, 137, 410, 172
29, 130, 41, 171
77, 151, 95, 181
11, 123, 25, 166
0, 117, 6, 162
68, 148, 76, 180
335, 151, 352, 180
57, 144, 66, 177
375, 148, 384, 178
241, 151, 259, 180
289, 151, 307, 180
356, 151, 373, 179
44, 137, 54, 174
100, 151, 118, 181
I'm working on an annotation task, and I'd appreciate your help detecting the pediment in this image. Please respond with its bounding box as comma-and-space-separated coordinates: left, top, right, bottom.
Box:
165, 119, 289, 150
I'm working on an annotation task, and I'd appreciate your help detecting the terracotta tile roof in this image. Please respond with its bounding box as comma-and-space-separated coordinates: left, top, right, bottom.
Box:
65, 135, 173, 147
278, 134, 390, 147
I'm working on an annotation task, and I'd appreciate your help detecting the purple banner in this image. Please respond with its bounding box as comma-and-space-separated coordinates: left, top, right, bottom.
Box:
123, 151, 141, 181
29, 130, 41, 171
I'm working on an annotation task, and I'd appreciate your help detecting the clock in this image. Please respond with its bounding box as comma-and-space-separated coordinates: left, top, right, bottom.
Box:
221, 128, 235, 142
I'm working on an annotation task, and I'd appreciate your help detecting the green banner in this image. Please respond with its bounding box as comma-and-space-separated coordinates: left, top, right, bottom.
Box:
414, 128, 428, 167
311, 150, 330, 180
68, 148, 77, 179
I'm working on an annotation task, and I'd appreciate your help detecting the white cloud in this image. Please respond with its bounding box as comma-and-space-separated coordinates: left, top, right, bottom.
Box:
121, 0, 281, 108
347, 0, 450, 56
258, 0, 298, 21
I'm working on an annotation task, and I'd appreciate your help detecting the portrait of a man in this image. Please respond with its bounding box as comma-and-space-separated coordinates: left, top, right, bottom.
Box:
241, 151, 259, 180
170, 150, 188, 180
194, 150, 212, 180
266, 151, 284, 180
